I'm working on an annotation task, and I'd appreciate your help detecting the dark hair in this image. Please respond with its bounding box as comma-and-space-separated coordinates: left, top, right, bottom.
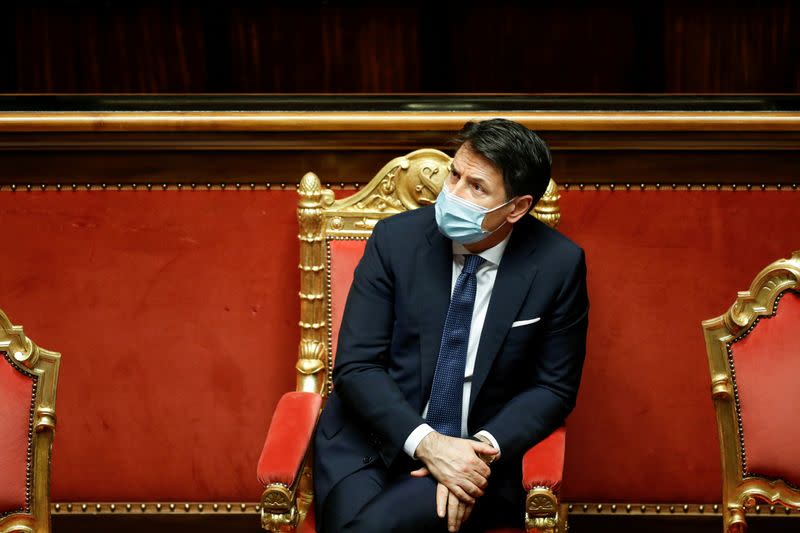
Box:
454, 118, 552, 202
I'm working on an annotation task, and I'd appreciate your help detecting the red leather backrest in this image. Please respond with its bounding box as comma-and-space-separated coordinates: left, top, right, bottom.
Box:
730, 290, 800, 486
0, 351, 35, 515
328, 239, 368, 369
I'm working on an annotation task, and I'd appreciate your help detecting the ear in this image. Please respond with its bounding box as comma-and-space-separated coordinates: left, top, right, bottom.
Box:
507, 195, 534, 223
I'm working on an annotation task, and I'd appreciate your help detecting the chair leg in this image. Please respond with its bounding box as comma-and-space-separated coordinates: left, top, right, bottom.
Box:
261, 483, 299, 532
723, 506, 747, 533
525, 487, 560, 533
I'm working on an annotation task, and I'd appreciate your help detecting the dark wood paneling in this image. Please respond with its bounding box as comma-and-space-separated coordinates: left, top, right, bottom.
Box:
4, 2, 800, 93
1, 148, 800, 186
665, 2, 800, 92
439, 5, 655, 93
14, 5, 209, 92
225, 6, 422, 93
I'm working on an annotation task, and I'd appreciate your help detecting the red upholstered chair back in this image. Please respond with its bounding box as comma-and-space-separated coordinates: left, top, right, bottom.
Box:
0, 350, 32, 517
702, 251, 800, 531
0, 309, 60, 533
294, 148, 561, 395
732, 291, 800, 485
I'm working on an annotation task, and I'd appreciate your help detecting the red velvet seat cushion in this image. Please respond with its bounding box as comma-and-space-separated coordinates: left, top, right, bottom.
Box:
732, 291, 800, 486
0, 352, 34, 514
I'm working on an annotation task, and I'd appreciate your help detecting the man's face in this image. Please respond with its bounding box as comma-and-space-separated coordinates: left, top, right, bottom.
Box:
446, 144, 512, 231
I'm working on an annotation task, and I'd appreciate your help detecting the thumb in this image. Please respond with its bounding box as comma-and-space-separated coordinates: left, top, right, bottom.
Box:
469, 440, 498, 456
409, 466, 430, 477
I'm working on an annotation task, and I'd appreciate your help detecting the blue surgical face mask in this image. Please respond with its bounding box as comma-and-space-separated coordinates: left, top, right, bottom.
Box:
434, 184, 515, 244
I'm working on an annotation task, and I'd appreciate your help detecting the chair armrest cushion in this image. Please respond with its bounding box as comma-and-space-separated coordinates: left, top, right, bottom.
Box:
257, 391, 323, 487
522, 426, 566, 493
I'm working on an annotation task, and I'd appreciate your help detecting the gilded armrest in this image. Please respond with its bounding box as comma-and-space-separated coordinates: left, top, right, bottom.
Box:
522, 426, 567, 533
258, 391, 323, 532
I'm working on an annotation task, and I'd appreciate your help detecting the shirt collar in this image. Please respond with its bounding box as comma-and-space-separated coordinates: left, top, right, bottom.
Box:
452, 228, 512, 266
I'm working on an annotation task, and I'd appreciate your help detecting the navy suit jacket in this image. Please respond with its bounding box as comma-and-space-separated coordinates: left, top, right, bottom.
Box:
314, 205, 588, 511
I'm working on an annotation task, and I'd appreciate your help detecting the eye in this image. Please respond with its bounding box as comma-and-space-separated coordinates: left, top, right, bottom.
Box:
471, 182, 483, 193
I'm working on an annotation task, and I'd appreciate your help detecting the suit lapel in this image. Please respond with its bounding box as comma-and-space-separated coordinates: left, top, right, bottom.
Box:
417, 223, 453, 410
469, 216, 539, 413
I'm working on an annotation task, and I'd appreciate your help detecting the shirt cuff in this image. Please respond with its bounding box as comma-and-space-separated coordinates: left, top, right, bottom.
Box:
475, 430, 501, 454
403, 424, 435, 458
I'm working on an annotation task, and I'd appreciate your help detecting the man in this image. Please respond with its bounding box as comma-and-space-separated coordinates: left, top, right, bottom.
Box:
314, 118, 588, 532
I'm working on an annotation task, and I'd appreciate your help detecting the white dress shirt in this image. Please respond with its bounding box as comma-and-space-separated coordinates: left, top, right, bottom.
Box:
403, 231, 512, 457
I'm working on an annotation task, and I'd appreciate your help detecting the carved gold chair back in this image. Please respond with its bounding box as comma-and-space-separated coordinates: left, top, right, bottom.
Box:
0, 310, 60, 533
702, 251, 800, 533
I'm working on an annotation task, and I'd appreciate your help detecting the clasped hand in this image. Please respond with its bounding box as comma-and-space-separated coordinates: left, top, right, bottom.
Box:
410, 432, 498, 532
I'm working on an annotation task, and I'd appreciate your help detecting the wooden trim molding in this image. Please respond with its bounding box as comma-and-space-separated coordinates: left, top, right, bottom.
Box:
2, 111, 800, 133
49, 501, 800, 518
51, 503, 261, 515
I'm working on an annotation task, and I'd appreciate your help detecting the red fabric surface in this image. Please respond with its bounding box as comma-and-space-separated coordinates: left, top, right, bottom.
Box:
257, 392, 323, 486
0, 352, 33, 513
557, 190, 800, 502
329, 239, 367, 369
732, 291, 800, 487
2, 189, 799, 503
1, 191, 299, 501
523, 426, 565, 492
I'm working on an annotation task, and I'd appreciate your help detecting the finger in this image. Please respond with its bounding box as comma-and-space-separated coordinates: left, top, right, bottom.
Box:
450, 479, 483, 503
447, 483, 475, 505
409, 467, 430, 477
448, 492, 460, 532
472, 458, 491, 479
463, 503, 474, 524
436, 483, 448, 518
466, 467, 489, 490
455, 501, 465, 531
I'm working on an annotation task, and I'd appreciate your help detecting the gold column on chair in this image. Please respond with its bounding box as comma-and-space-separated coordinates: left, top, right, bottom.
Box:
296, 172, 333, 396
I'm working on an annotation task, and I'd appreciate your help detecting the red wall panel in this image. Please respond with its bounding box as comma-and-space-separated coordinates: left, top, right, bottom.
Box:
558, 189, 799, 502
1, 190, 299, 501
1, 188, 798, 503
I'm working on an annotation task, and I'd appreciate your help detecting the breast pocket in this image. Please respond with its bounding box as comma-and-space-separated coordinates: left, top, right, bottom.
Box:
503, 316, 542, 351
511, 317, 540, 328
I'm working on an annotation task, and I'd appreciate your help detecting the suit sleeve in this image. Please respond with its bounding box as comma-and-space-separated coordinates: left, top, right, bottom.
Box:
481, 248, 589, 460
332, 220, 427, 463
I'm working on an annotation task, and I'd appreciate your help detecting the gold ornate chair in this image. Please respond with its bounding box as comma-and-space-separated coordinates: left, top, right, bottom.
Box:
0, 310, 60, 533
257, 148, 566, 533
702, 251, 800, 533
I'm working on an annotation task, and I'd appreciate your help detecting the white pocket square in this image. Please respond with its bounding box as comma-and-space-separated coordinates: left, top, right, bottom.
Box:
511, 317, 540, 328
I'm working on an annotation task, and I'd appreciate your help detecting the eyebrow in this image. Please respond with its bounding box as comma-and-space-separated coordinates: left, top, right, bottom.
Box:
450, 162, 492, 188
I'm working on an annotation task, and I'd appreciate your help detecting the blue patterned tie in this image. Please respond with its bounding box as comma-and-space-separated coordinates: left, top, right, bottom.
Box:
425, 254, 486, 437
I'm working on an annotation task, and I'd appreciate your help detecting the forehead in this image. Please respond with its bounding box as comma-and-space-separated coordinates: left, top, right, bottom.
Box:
452, 144, 504, 184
